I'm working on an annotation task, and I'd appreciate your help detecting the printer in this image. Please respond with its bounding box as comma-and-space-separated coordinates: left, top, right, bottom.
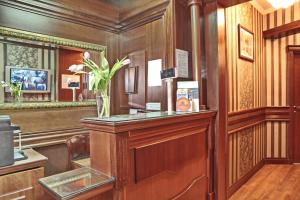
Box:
0, 115, 21, 167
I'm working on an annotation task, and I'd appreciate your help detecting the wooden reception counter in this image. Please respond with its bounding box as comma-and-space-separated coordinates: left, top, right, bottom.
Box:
82, 111, 216, 200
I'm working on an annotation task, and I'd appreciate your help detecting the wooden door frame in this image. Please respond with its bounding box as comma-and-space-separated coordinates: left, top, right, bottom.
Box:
287, 45, 300, 163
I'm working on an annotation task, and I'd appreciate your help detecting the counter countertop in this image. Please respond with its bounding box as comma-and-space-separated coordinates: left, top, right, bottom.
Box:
0, 101, 96, 110
82, 111, 216, 133
83, 110, 215, 124
0, 149, 48, 176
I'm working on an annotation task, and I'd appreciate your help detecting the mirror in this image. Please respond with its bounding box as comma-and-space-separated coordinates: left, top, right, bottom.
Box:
0, 26, 106, 103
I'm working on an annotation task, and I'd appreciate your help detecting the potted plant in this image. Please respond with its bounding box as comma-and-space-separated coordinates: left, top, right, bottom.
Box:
0, 81, 22, 103
69, 51, 130, 117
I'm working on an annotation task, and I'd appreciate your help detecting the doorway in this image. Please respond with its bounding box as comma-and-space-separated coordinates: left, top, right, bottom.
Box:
288, 46, 300, 163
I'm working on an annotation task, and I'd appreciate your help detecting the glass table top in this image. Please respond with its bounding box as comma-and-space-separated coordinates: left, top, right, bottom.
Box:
39, 167, 114, 200
83, 111, 212, 123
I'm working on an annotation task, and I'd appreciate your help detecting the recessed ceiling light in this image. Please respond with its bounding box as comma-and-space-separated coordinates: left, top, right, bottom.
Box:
266, 0, 295, 9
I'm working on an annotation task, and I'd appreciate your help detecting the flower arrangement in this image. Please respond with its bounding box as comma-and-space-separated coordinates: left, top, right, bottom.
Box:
0, 81, 22, 102
69, 51, 130, 117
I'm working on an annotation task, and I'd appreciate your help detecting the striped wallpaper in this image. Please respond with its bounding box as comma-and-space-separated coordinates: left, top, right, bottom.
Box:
228, 123, 265, 187
263, 1, 300, 159
225, 2, 266, 189
226, 3, 265, 113
226, 0, 300, 194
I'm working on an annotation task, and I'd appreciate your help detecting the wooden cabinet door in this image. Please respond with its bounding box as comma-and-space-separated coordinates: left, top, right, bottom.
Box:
0, 167, 44, 200
0, 187, 33, 200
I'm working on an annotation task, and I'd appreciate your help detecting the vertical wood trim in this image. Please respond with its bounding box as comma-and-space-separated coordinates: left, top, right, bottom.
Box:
50, 49, 56, 101
0, 42, 4, 103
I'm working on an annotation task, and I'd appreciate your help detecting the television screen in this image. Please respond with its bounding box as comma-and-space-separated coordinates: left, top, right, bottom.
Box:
8, 67, 50, 93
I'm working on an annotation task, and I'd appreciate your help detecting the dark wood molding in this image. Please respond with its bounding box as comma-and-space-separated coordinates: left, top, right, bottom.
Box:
203, 0, 251, 8
0, 0, 170, 33
0, 0, 119, 33
264, 158, 291, 164
16, 128, 89, 149
265, 106, 290, 121
287, 45, 300, 52
119, 0, 170, 32
228, 107, 265, 134
263, 20, 300, 39
228, 106, 290, 134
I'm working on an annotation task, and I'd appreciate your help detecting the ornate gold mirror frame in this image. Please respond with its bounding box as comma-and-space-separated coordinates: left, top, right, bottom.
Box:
0, 26, 106, 52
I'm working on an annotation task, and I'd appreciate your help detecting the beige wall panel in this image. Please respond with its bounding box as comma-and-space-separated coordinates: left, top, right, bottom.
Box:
273, 39, 279, 106
282, 123, 287, 158
285, 6, 292, 24
267, 122, 272, 158
274, 122, 279, 158
266, 39, 272, 106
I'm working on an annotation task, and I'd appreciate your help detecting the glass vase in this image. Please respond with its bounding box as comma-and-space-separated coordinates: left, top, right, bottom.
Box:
96, 95, 110, 118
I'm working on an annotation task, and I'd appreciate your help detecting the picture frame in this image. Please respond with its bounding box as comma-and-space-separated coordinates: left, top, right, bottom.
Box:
238, 24, 254, 62
61, 74, 81, 89
124, 66, 138, 94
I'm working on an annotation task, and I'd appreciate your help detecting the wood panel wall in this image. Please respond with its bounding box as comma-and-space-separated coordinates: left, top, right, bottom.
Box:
115, 0, 192, 113
58, 48, 83, 102
116, 19, 167, 113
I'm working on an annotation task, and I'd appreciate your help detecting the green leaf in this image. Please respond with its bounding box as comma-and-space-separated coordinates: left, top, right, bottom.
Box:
109, 57, 127, 80
100, 52, 109, 70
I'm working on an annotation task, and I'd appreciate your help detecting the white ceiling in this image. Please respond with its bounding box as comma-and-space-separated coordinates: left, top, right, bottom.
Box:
251, 0, 298, 14
251, 0, 276, 14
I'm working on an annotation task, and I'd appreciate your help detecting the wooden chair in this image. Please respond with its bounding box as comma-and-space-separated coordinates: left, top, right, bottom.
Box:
66, 134, 90, 170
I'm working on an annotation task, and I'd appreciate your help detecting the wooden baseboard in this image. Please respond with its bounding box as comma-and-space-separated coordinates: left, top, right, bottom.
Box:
264, 158, 291, 164
227, 160, 264, 198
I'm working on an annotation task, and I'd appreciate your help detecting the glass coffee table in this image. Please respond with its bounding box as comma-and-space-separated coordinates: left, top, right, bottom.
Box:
39, 167, 114, 200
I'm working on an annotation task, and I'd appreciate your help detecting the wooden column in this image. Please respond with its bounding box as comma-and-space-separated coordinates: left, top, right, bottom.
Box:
188, 0, 203, 107
204, 2, 227, 200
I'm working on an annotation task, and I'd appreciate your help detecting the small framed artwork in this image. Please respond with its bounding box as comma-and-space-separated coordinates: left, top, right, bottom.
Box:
125, 66, 138, 94
238, 24, 254, 62
61, 74, 80, 89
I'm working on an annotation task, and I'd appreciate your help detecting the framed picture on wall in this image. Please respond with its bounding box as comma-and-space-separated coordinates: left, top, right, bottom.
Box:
238, 24, 254, 62
61, 74, 80, 89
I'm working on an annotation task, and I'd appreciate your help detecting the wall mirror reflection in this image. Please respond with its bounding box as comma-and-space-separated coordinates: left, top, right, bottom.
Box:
0, 26, 106, 104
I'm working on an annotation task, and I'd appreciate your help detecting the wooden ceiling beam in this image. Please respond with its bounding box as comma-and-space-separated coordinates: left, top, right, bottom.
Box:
203, 0, 251, 8
263, 20, 300, 39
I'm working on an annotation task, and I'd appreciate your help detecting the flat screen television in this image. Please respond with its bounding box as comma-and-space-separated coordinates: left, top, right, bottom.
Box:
5, 66, 51, 93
